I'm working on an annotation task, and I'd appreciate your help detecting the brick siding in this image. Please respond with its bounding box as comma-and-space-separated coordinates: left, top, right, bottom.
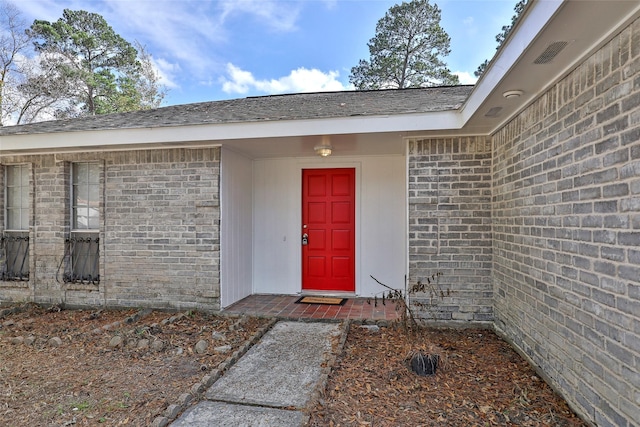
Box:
492, 18, 640, 426
0, 148, 221, 311
408, 136, 493, 323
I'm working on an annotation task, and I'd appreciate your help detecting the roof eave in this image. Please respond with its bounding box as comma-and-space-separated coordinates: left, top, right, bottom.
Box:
0, 110, 463, 155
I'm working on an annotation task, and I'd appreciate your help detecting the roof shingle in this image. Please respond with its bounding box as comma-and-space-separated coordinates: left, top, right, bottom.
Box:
0, 86, 473, 136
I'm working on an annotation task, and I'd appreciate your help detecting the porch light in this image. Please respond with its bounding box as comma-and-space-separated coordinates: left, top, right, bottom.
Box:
503, 90, 524, 99
314, 144, 332, 157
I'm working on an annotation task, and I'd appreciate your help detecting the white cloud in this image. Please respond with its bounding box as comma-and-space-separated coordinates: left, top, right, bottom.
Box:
107, 1, 225, 76
454, 71, 477, 85
217, 0, 302, 32
221, 63, 350, 95
153, 58, 181, 90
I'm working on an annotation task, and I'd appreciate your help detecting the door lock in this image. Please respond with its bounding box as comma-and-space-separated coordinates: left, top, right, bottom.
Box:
301, 233, 309, 246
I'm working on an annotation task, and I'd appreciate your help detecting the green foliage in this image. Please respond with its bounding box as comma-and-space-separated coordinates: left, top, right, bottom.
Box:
26, 9, 163, 117
350, 0, 458, 90
475, 0, 528, 78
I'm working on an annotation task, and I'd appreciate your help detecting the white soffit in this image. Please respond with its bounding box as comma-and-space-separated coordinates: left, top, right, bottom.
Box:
461, 0, 640, 136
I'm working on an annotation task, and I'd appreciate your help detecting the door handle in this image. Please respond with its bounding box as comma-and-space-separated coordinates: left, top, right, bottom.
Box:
301, 233, 308, 246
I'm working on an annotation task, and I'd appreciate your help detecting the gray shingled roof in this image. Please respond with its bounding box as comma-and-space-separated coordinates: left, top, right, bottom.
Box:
0, 85, 473, 136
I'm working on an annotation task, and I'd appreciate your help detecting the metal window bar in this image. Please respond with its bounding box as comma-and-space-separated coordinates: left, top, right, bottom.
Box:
60, 234, 100, 284
0, 233, 30, 281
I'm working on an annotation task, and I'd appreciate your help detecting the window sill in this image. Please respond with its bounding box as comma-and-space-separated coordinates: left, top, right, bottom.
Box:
0, 281, 29, 288
64, 282, 100, 291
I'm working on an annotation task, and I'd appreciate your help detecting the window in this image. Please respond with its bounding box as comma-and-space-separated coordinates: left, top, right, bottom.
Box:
64, 162, 100, 283
2, 164, 30, 281
72, 162, 100, 230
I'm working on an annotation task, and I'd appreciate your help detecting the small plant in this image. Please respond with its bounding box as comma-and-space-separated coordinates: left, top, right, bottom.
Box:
368, 272, 446, 335
406, 343, 447, 376
72, 401, 91, 411
368, 273, 449, 376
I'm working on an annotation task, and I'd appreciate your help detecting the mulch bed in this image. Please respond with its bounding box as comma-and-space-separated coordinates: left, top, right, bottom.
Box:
1, 304, 588, 426
0, 303, 270, 426
307, 323, 587, 427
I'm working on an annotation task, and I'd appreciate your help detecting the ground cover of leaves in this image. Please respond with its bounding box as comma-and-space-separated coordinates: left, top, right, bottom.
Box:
1, 304, 588, 426
308, 324, 587, 427
0, 303, 270, 426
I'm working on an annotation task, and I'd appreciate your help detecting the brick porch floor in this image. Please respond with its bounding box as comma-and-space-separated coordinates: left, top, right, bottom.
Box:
222, 294, 401, 321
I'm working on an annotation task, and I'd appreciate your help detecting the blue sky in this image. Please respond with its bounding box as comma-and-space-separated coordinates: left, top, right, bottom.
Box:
16, 0, 518, 106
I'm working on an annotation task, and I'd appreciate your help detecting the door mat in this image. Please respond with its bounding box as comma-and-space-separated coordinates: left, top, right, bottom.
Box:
295, 296, 347, 305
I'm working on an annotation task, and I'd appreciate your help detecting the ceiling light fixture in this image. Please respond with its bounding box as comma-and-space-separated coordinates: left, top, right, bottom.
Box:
503, 90, 524, 99
314, 144, 332, 157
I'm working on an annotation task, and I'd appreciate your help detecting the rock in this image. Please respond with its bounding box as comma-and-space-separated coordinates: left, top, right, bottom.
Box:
211, 331, 226, 341
214, 345, 232, 354
24, 335, 36, 346
177, 393, 192, 406
228, 319, 244, 331
109, 335, 123, 348
3, 319, 15, 327
11, 336, 24, 345
164, 404, 181, 419
360, 325, 380, 333
137, 339, 150, 350
195, 340, 208, 354
151, 416, 169, 427
151, 340, 164, 352
376, 320, 389, 328
191, 382, 205, 395
48, 337, 63, 347
175, 347, 184, 355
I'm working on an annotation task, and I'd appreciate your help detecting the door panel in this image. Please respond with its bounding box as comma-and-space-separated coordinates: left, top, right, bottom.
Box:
302, 168, 355, 292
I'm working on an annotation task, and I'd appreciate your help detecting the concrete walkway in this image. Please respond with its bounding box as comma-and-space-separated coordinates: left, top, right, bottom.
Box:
171, 321, 343, 427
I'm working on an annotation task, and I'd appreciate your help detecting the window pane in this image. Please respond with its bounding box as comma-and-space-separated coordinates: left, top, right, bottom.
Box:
7, 186, 20, 207
88, 181, 99, 202
72, 163, 99, 230
87, 208, 100, 229
6, 166, 16, 186
74, 163, 88, 184
7, 208, 18, 229
74, 207, 89, 229
20, 209, 29, 230
5, 165, 29, 230
75, 183, 89, 205
88, 165, 100, 184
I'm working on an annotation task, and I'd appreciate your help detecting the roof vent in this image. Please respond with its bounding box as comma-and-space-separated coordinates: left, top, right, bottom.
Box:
485, 107, 503, 118
534, 41, 569, 64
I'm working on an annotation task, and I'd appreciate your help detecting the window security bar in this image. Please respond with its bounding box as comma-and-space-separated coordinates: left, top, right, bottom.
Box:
0, 234, 30, 281
58, 235, 100, 284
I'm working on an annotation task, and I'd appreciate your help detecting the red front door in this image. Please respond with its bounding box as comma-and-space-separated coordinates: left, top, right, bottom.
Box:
302, 168, 355, 292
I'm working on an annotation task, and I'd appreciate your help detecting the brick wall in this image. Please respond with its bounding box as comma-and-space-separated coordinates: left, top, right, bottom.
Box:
492, 18, 640, 426
408, 136, 493, 322
0, 147, 221, 311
